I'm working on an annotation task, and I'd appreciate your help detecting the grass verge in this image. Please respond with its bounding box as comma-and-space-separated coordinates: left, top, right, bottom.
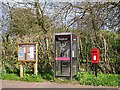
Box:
1, 72, 119, 87
1, 73, 43, 82
76, 72, 119, 87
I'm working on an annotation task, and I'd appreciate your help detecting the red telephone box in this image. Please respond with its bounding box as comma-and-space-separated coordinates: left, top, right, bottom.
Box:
92, 48, 100, 63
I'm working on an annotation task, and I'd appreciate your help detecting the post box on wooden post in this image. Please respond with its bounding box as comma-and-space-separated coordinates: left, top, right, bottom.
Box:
92, 48, 100, 77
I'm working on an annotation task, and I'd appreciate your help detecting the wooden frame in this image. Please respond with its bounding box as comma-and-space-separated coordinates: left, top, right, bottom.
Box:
18, 42, 38, 62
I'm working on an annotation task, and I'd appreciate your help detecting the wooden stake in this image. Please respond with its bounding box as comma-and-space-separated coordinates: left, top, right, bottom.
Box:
34, 62, 37, 75
20, 64, 23, 78
34, 43, 38, 75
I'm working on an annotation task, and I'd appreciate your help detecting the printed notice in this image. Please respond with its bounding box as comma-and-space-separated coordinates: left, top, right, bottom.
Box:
93, 55, 96, 60
20, 51, 23, 57
72, 51, 74, 57
30, 46, 34, 58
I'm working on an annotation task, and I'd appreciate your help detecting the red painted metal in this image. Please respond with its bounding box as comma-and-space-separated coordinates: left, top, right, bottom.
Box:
92, 48, 100, 63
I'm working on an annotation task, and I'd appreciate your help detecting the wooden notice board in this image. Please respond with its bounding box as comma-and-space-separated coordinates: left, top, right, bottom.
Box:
18, 42, 38, 62
18, 42, 38, 77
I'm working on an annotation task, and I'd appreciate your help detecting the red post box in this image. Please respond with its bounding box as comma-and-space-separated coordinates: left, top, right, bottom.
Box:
92, 48, 100, 63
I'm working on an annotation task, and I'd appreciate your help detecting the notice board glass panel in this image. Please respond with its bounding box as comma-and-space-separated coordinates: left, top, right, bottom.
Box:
19, 45, 26, 60
72, 57, 77, 76
27, 45, 36, 60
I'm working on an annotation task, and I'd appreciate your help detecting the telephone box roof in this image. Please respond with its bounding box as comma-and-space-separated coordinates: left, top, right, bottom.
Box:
54, 32, 76, 37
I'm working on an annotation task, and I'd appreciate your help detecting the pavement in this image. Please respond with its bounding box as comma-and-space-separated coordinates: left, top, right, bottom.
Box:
1, 80, 119, 89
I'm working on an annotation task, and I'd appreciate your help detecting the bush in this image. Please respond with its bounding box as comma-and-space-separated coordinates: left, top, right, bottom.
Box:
20, 74, 43, 82
40, 70, 54, 80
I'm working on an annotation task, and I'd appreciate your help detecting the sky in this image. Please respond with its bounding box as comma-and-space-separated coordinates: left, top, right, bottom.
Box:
1, 0, 120, 3
1, 0, 119, 32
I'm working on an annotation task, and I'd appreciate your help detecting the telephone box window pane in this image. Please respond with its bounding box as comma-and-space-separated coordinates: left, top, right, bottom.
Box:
56, 61, 70, 76
55, 35, 70, 59
72, 37, 77, 57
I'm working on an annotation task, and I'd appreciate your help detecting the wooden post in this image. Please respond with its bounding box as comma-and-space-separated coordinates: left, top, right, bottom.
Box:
20, 64, 23, 78
34, 43, 38, 75
34, 62, 37, 75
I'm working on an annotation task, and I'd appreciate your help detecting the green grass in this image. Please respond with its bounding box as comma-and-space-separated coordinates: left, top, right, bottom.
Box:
20, 74, 43, 82
1, 73, 20, 80
1, 72, 119, 87
77, 72, 119, 87
1, 73, 43, 82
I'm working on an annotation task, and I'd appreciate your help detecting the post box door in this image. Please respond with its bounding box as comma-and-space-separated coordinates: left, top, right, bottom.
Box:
92, 48, 100, 63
